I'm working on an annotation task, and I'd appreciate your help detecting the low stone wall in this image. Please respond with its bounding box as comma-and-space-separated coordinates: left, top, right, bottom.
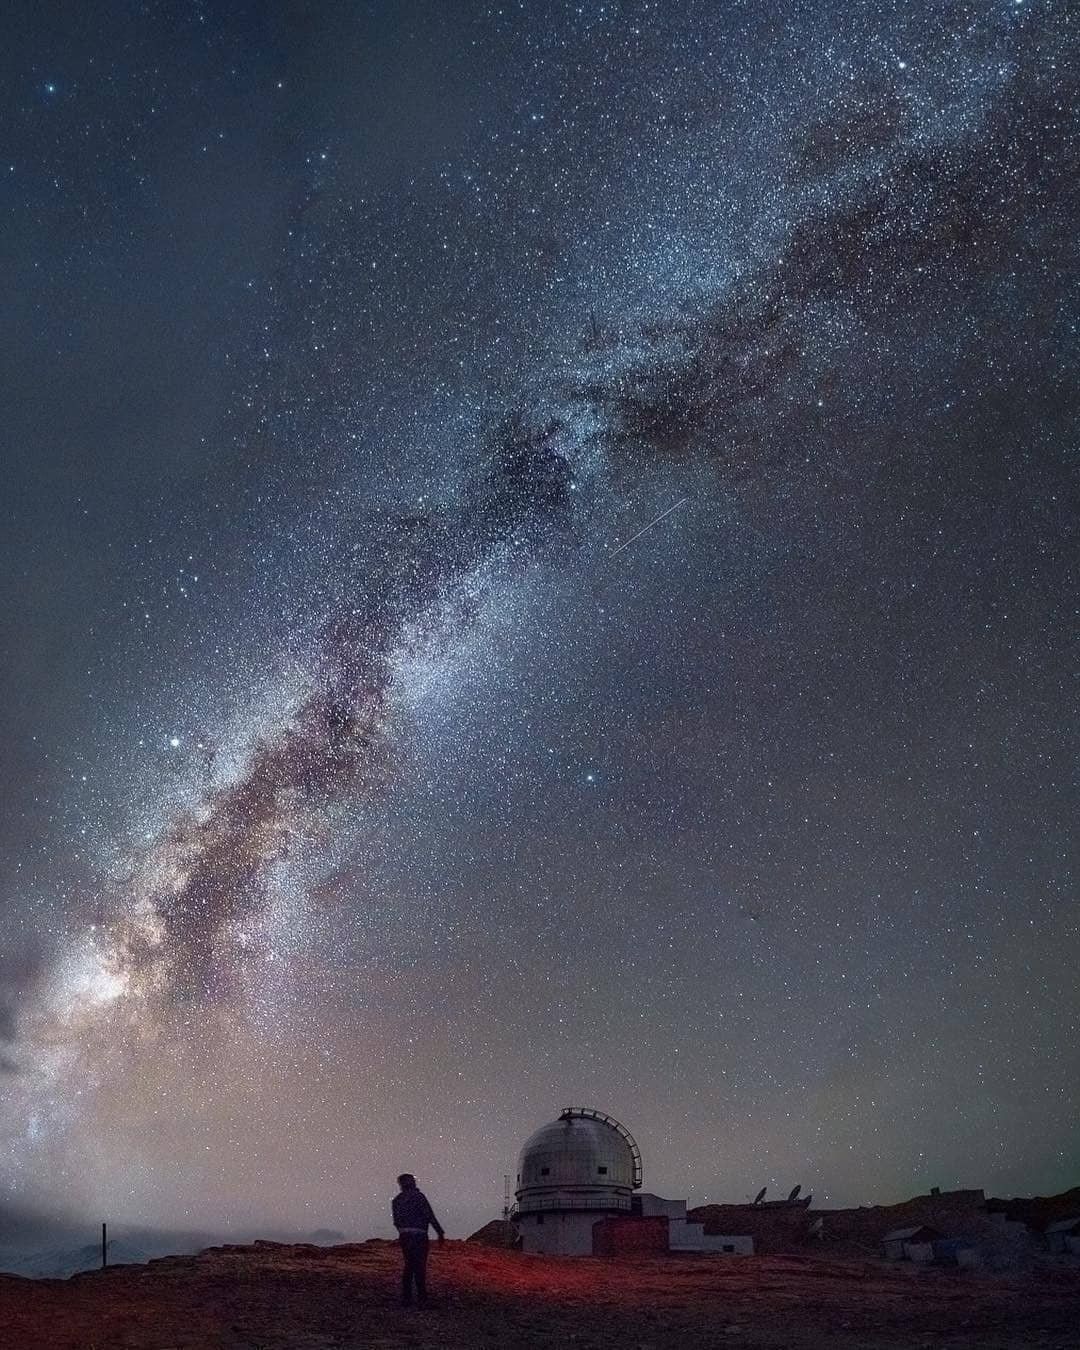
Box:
592, 1216, 669, 1257
689, 1191, 1001, 1256
688, 1205, 811, 1253
814, 1191, 992, 1246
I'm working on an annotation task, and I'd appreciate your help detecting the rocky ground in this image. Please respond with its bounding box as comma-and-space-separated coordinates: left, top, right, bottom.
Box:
1, 1238, 1078, 1349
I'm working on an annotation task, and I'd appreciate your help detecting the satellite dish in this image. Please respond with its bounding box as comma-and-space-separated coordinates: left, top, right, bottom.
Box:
788, 1185, 801, 1201
753, 1187, 767, 1205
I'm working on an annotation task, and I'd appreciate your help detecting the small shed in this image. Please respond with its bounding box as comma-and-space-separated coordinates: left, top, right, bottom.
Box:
1045, 1217, 1080, 1255
882, 1224, 942, 1262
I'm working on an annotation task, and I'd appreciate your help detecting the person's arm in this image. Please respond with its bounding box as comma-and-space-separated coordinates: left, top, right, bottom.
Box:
391, 1194, 403, 1232
424, 1195, 445, 1240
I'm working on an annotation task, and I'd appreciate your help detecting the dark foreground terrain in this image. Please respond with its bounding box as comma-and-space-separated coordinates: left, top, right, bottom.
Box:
1, 1239, 1077, 1349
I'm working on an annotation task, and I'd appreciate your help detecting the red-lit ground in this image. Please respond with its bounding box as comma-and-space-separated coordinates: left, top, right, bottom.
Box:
1, 1239, 1078, 1349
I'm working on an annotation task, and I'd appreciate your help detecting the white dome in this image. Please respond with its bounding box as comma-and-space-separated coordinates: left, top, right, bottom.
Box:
514, 1108, 642, 1215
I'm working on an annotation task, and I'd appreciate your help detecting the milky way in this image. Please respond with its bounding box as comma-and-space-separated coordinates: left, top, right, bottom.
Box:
1, 1, 1077, 1238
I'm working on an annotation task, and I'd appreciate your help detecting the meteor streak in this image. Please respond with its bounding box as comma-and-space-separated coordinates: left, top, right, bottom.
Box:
608, 498, 689, 558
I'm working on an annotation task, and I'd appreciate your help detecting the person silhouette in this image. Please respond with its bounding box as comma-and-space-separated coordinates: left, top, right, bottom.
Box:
392, 1172, 445, 1307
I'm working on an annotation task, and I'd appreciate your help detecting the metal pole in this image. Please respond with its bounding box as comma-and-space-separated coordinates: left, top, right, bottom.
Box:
102, 1222, 107, 1269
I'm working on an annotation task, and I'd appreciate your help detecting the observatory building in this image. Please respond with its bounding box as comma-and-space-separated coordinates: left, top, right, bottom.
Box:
510, 1107, 753, 1257
512, 1107, 641, 1254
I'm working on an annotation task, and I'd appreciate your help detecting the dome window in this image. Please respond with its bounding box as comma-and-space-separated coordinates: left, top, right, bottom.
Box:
598, 1166, 608, 1175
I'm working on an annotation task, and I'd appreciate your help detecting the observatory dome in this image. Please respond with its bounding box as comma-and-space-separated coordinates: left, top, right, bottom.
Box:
514, 1108, 642, 1217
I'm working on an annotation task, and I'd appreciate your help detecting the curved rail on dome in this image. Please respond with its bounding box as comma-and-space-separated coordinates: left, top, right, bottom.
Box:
559, 1107, 643, 1190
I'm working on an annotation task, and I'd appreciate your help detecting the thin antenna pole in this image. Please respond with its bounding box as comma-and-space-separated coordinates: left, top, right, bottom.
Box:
101, 1222, 107, 1269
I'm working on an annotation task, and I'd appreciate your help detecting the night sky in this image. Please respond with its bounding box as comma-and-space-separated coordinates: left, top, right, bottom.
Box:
2, 1, 1078, 1242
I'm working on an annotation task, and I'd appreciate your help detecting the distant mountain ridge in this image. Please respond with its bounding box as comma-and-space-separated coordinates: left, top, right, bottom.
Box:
0, 1237, 152, 1279
0, 1219, 353, 1279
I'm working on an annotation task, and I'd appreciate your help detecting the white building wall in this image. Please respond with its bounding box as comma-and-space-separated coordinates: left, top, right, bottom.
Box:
640, 1193, 752, 1254
518, 1210, 598, 1256
638, 1193, 688, 1221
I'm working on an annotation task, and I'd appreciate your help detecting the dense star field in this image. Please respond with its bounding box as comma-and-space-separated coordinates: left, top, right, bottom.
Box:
1, 2, 1077, 1241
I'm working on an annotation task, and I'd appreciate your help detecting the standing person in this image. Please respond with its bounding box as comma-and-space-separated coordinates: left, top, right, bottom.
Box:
392, 1173, 445, 1307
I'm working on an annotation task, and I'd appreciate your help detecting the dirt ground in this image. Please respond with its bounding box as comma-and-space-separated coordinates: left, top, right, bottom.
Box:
1, 1238, 1078, 1350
